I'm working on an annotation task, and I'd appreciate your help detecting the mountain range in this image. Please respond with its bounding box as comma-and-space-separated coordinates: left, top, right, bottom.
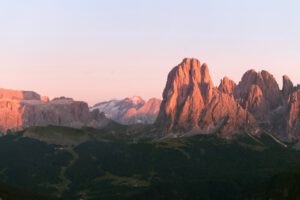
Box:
0, 89, 161, 133
91, 97, 161, 125
1, 57, 300, 142
1, 58, 300, 199
0, 89, 110, 133
157, 58, 300, 141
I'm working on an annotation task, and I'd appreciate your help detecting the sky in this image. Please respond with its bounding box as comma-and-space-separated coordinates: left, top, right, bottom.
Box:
1, 0, 300, 105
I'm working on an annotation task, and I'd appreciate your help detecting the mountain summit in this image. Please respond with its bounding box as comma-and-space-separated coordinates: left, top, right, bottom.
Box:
156, 58, 300, 141
156, 58, 256, 137
91, 97, 161, 125
0, 89, 110, 132
1, 58, 300, 141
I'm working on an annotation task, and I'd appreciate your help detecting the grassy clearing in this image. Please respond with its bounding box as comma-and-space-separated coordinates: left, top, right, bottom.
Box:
55, 148, 79, 197
95, 172, 150, 188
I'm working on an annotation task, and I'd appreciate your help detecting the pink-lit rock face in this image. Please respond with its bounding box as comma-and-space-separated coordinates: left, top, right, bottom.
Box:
282, 75, 294, 100
285, 87, 300, 140
0, 89, 41, 132
156, 58, 300, 140
122, 98, 162, 124
243, 85, 269, 121
234, 69, 282, 111
2, 57, 300, 141
232, 70, 300, 140
156, 58, 257, 136
0, 89, 41, 100
157, 58, 211, 131
200, 90, 256, 136
91, 97, 161, 125
0, 98, 24, 133
0, 90, 110, 133
41, 96, 50, 103
218, 77, 236, 95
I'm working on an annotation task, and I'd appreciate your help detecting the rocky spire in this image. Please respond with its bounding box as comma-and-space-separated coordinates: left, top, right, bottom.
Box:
157, 58, 213, 131
234, 69, 282, 111
218, 76, 236, 95
157, 58, 257, 136
282, 75, 294, 100
285, 88, 300, 140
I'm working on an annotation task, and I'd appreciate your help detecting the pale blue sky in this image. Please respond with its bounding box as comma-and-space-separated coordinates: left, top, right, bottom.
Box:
1, 0, 300, 105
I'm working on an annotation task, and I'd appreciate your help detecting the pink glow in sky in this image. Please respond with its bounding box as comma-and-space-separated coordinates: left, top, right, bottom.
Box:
1, 1, 300, 105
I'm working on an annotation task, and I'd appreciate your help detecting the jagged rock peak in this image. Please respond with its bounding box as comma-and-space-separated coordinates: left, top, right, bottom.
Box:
156, 58, 257, 136
234, 69, 282, 110
244, 85, 268, 120
177, 58, 213, 85
170, 58, 214, 101
157, 58, 215, 131
0, 89, 110, 133
200, 63, 213, 86
91, 97, 161, 125
218, 76, 236, 95
282, 75, 294, 99
285, 88, 300, 140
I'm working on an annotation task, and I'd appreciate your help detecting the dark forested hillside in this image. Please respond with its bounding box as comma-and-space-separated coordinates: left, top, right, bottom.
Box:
0, 128, 300, 199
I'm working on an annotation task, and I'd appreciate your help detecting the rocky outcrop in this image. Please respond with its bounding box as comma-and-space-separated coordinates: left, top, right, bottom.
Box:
232, 71, 300, 140
283, 86, 300, 140
156, 58, 257, 137
0, 89, 41, 100
232, 69, 285, 125
243, 85, 269, 120
156, 58, 300, 141
91, 97, 161, 125
157, 58, 210, 131
234, 69, 282, 111
1, 58, 300, 141
282, 75, 294, 100
0, 89, 110, 133
218, 77, 236, 95
199, 91, 256, 136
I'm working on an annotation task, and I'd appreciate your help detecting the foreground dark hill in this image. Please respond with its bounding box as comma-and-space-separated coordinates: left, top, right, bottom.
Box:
0, 183, 53, 200
0, 126, 300, 199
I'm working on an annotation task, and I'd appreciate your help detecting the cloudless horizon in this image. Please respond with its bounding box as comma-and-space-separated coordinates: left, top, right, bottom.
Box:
1, 0, 300, 105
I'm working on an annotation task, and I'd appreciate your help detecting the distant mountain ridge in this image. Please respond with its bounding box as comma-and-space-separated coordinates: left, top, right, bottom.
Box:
91, 97, 161, 125
157, 58, 300, 141
0, 89, 161, 133
0, 89, 110, 133
1, 57, 300, 142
